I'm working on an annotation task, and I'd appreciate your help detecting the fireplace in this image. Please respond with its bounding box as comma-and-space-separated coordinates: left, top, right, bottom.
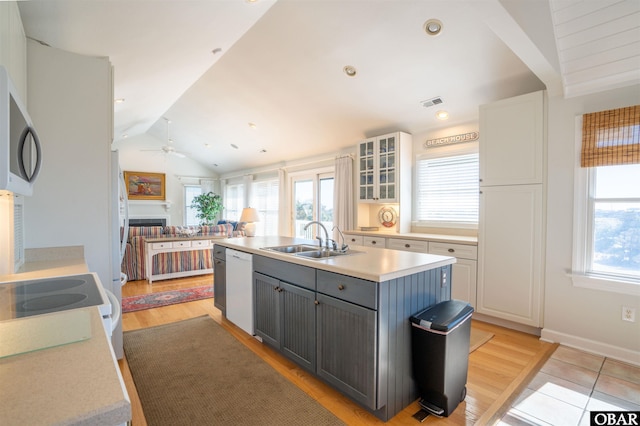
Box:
129, 218, 167, 227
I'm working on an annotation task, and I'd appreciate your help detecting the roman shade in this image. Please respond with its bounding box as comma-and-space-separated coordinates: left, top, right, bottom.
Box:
581, 105, 640, 167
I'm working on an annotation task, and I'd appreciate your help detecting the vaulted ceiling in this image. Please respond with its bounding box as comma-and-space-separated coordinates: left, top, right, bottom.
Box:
18, 0, 640, 175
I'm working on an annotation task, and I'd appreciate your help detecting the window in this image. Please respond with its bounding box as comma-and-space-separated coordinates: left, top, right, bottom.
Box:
415, 145, 479, 227
250, 178, 279, 236
184, 185, 202, 226
291, 170, 334, 239
572, 105, 640, 293
588, 164, 640, 279
224, 183, 245, 222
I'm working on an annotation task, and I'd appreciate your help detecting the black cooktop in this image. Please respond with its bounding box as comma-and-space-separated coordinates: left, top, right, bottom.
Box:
0, 273, 107, 320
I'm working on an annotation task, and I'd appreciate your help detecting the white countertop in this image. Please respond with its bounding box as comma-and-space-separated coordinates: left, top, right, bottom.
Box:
0, 307, 131, 425
214, 236, 455, 282
344, 230, 478, 245
0, 246, 131, 425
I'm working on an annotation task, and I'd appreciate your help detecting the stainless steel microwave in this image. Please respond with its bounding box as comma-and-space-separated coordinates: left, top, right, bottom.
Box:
0, 66, 42, 196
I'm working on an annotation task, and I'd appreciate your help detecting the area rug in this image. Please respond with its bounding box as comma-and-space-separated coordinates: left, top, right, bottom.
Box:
469, 328, 494, 353
122, 286, 213, 313
123, 315, 344, 426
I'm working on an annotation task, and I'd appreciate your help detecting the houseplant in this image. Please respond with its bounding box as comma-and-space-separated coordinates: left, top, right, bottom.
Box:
190, 192, 223, 225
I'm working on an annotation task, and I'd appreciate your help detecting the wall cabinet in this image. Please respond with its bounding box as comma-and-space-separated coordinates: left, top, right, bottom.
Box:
0, 2, 27, 101
479, 91, 544, 186
357, 132, 412, 204
213, 245, 226, 314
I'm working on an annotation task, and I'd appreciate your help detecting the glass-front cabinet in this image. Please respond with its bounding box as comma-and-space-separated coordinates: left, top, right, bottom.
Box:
358, 133, 398, 202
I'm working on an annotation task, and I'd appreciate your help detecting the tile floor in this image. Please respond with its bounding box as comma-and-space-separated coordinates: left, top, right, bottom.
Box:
498, 346, 640, 425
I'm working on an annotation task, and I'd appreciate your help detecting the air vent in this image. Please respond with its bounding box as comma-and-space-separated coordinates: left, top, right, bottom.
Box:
421, 97, 443, 108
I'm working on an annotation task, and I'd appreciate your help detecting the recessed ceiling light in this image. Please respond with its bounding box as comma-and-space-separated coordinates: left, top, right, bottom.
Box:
424, 19, 443, 36
204, 143, 211, 148
211, 47, 222, 55
343, 65, 357, 77
259, 149, 267, 153
231, 144, 239, 149
114, 98, 125, 104
248, 122, 257, 129
436, 110, 449, 120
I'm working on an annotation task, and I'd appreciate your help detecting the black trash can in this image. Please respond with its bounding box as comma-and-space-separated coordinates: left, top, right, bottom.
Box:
410, 299, 474, 417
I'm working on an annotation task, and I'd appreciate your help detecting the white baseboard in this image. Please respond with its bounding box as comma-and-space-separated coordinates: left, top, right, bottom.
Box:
541, 328, 640, 367
473, 312, 542, 336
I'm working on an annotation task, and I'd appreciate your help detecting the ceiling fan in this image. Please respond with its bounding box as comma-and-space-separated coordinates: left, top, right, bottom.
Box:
141, 118, 187, 158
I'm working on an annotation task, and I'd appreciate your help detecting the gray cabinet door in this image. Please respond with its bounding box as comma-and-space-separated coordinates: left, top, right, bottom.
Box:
281, 282, 316, 372
254, 272, 280, 348
213, 258, 226, 313
317, 293, 377, 410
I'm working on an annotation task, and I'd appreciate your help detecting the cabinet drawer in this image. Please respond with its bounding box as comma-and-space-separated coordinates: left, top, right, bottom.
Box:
151, 241, 172, 250
192, 239, 211, 248
317, 270, 377, 310
253, 255, 316, 291
172, 240, 192, 249
428, 242, 477, 260
363, 236, 386, 248
386, 238, 428, 253
213, 245, 226, 260
345, 234, 364, 246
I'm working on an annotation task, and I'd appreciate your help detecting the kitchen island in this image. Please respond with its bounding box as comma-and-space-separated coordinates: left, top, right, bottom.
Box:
214, 236, 456, 421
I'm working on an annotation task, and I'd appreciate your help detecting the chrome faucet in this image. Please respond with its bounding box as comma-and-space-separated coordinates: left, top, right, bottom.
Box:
332, 225, 349, 252
304, 221, 330, 249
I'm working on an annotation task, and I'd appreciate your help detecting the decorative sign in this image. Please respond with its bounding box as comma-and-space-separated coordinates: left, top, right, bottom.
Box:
424, 131, 479, 148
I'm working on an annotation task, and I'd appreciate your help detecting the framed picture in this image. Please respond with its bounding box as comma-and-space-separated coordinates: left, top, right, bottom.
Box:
124, 171, 166, 200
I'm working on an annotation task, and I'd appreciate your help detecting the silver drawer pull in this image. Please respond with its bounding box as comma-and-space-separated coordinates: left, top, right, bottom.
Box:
338, 284, 345, 291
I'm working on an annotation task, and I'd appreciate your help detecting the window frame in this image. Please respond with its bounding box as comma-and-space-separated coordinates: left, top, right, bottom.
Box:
413, 142, 479, 229
570, 116, 640, 296
288, 167, 334, 238
250, 177, 280, 236
184, 184, 203, 226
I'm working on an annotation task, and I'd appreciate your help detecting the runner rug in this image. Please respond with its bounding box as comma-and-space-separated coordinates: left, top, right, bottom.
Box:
123, 316, 344, 426
122, 286, 213, 313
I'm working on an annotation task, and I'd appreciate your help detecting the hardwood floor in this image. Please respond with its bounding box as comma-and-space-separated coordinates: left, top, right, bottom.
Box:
119, 275, 557, 425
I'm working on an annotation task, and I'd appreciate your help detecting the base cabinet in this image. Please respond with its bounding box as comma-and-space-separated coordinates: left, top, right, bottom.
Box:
317, 293, 377, 409
254, 272, 317, 371
477, 184, 543, 326
213, 245, 226, 314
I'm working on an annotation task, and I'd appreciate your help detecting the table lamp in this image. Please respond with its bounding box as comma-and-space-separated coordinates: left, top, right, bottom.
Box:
239, 207, 260, 237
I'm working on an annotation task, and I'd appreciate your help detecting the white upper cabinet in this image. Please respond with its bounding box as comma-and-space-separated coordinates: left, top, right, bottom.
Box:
479, 91, 545, 186
357, 132, 411, 203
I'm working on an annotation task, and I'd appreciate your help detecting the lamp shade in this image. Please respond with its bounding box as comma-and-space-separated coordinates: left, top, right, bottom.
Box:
239, 207, 260, 223
239, 207, 260, 237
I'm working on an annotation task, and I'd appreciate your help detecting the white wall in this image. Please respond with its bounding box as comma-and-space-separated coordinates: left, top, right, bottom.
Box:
114, 133, 219, 225
24, 40, 113, 288
543, 86, 640, 364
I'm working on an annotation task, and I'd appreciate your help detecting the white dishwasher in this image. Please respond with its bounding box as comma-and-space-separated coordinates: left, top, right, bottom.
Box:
225, 249, 254, 335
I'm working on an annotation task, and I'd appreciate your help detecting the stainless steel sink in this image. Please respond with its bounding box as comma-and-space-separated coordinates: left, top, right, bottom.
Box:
295, 250, 348, 259
261, 244, 360, 260
261, 244, 320, 253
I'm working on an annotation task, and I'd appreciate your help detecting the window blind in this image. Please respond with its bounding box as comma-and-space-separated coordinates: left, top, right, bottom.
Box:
581, 105, 640, 167
415, 153, 479, 223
